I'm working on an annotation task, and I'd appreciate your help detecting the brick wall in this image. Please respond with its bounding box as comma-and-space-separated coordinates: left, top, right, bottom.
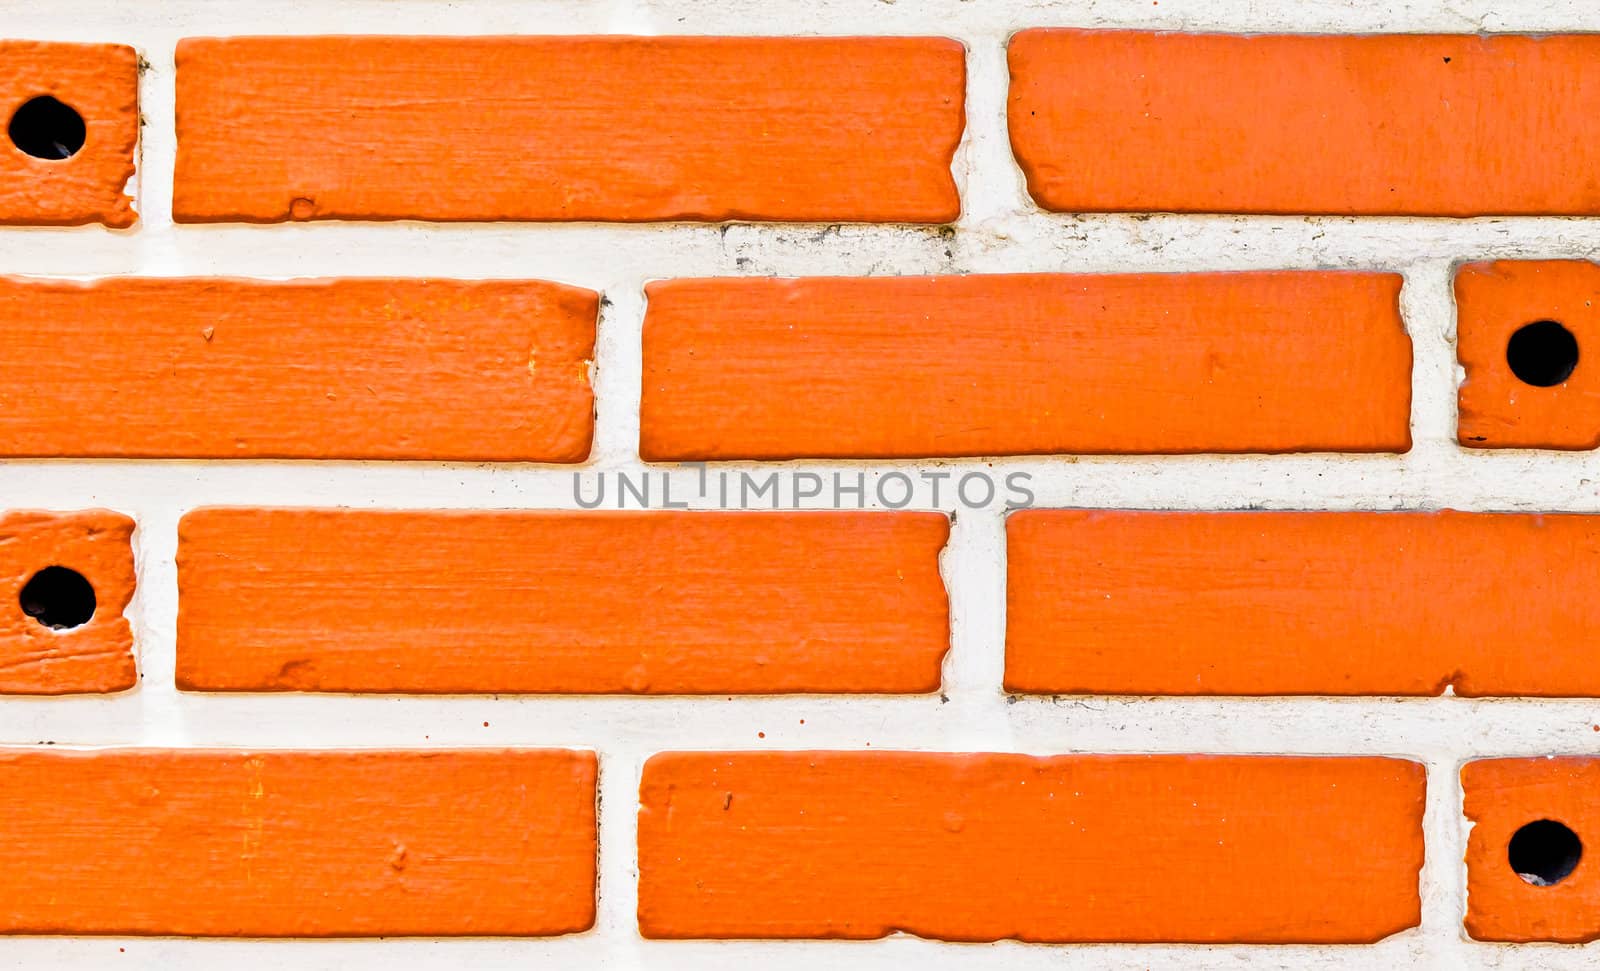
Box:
2, 0, 1597, 968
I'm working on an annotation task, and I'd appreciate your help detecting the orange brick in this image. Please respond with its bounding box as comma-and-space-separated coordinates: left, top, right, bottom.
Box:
1463, 757, 1600, 942
638, 752, 1424, 942
1009, 32, 1600, 216
1007, 509, 1600, 696
173, 36, 964, 223
640, 272, 1411, 460
0, 748, 595, 936
0, 510, 135, 695
1458, 261, 1600, 449
177, 509, 949, 693
0, 276, 595, 460
0, 42, 137, 227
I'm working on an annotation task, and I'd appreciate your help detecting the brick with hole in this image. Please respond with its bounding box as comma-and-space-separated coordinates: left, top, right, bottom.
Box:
0, 41, 137, 227
637, 752, 1425, 942
1006, 509, 1600, 696
173, 35, 964, 224
1009, 32, 1600, 216
1462, 757, 1600, 942
0, 276, 596, 460
640, 272, 1411, 459
0, 510, 135, 694
0, 748, 596, 936
1458, 260, 1600, 449
176, 508, 949, 693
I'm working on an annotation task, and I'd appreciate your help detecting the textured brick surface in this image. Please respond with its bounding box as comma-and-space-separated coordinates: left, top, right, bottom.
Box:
0, 41, 137, 226
1009, 31, 1600, 216
1006, 509, 1600, 696
0, 510, 136, 694
173, 35, 965, 224
641, 272, 1411, 459
0, 277, 596, 460
1463, 757, 1600, 942
7, 5, 1597, 962
1458, 260, 1600, 449
638, 752, 1425, 942
0, 748, 597, 936
177, 509, 950, 693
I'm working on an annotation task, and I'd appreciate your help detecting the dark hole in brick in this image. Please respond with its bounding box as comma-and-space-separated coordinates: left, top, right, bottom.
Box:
18, 566, 96, 630
1506, 319, 1579, 387
1509, 819, 1582, 887
8, 96, 86, 160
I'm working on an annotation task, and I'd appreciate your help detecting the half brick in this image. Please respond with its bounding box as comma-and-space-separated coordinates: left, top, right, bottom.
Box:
1007, 509, 1600, 696
177, 508, 950, 693
0, 276, 596, 460
173, 35, 965, 223
0, 41, 137, 227
1009, 31, 1600, 216
0, 510, 136, 694
0, 748, 596, 936
1458, 260, 1600, 449
640, 272, 1411, 459
638, 751, 1425, 942
1463, 757, 1600, 942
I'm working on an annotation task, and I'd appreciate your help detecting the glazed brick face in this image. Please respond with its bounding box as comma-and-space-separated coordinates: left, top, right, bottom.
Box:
0, 41, 137, 227
1457, 260, 1600, 449
640, 272, 1411, 460
1008, 32, 1600, 216
9, 10, 1600, 962
0, 510, 135, 694
637, 752, 1425, 942
0, 276, 596, 461
1462, 758, 1600, 942
176, 509, 950, 693
0, 748, 597, 936
1006, 509, 1600, 697
172, 36, 965, 224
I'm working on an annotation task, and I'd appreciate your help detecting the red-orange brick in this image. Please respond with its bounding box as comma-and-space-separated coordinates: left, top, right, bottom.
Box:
1458, 261, 1600, 449
177, 509, 949, 693
0, 42, 137, 227
0, 748, 596, 936
0, 510, 136, 694
0, 276, 595, 460
1009, 32, 1600, 216
641, 272, 1411, 460
638, 752, 1425, 942
173, 36, 964, 223
1463, 757, 1600, 942
1007, 509, 1600, 696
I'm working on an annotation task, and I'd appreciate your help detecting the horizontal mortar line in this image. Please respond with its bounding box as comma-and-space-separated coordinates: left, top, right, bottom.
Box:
0, 1, 1587, 37
3, 698, 1598, 749
0, 251, 1593, 288
0, 937, 1445, 967
0, 461, 1595, 506
7, 7, 1599, 971
11, 219, 1600, 249
14, 213, 1600, 250
0, 737, 1582, 761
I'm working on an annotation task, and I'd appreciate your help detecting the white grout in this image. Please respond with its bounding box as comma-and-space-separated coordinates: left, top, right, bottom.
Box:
0, 0, 1596, 966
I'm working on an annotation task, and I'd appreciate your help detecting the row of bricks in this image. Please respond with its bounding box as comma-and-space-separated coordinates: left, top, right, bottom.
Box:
16, 505, 1600, 696
0, 748, 1584, 943
0, 262, 1593, 458
16, 33, 1600, 226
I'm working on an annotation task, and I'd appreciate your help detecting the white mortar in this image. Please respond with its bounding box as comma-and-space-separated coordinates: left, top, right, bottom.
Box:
0, 0, 1596, 967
